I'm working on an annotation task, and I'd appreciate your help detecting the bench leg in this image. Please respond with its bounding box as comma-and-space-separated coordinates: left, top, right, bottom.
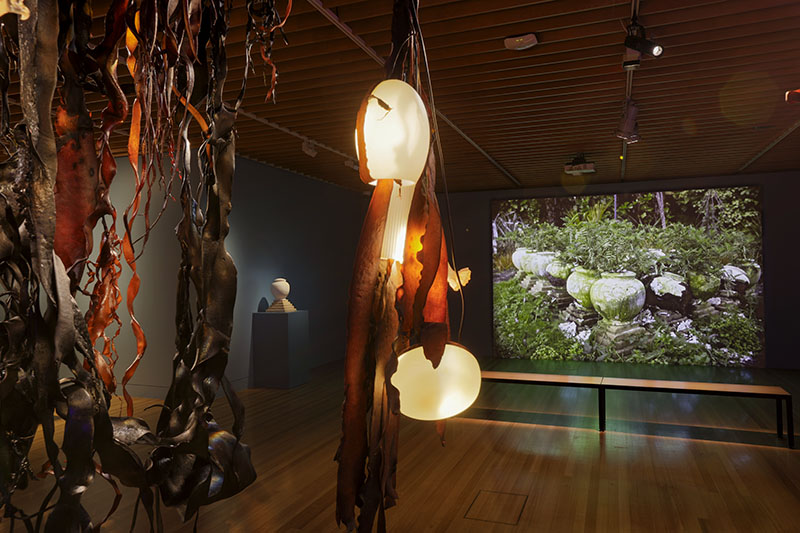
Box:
787, 397, 794, 450
777, 398, 783, 438
599, 387, 606, 432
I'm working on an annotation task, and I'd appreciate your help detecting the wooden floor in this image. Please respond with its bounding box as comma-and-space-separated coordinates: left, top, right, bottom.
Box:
5, 360, 800, 532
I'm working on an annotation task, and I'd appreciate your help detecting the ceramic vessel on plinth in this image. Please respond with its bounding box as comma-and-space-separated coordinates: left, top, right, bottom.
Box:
589, 271, 645, 324
268, 277, 297, 312
545, 260, 573, 287
520, 251, 556, 277
566, 267, 599, 309
511, 247, 531, 270
271, 277, 290, 299
740, 261, 761, 286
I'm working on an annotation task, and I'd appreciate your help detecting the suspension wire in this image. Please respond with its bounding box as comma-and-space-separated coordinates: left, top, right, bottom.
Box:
410, 5, 466, 342
621, 0, 638, 182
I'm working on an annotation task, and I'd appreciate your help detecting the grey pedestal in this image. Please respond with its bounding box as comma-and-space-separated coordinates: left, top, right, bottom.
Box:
251, 310, 310, 388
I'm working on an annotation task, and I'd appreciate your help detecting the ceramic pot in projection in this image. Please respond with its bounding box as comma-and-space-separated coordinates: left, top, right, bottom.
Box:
740, 261, 761, 286
589, 271, 646, 324
565, 267, 600, 309
721, 265, 751, 296
545, 260, 573, 287
511, 247, 531, 270
520, 251, 556, 277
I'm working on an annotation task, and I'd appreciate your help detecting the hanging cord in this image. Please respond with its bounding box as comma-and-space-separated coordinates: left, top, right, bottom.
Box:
621, 0, 638, 181
410, 7, 466, 342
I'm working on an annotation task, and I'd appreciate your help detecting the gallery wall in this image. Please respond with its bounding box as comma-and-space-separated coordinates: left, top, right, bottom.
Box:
443, 170, 800, 370
77, 157, 366, 398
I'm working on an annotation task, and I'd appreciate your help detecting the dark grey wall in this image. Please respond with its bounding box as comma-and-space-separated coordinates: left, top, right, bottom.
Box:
76, 156, 366, 398
443, 170, 800, 370
226, 158, 367, 384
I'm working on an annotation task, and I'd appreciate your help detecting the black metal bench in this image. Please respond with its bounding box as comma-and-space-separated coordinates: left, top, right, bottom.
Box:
480, 371, 794, 449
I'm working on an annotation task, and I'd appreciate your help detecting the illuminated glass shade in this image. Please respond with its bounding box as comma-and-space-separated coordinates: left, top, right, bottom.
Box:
391, 343, 481, 421
381, 182, 414, 263
355, 79, 430, 185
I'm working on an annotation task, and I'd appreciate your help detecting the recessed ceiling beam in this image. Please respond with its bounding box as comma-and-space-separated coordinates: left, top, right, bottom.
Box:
306, 0, 522, 187
239, 109, 354, 161
738, 118, 800, 172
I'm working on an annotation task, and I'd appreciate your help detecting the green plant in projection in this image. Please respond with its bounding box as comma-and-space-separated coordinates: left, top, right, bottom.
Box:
702, 312, 762, 356
671, 187, 762, 235
559, 220, 652, 276
495, 199, 541, 227
519, 222, 567, 252
644, 322, 712, 366
493, 281, 582, 359
495, 227, 525, 254
493, 252, 514, 273
616, 192, 670, 226
493, 200, 541, 248
655, 223, 726, 277
563, 196, 613, 225
718, 228, 760, 265
494, 200, 542, 260
714, 187, 762, 236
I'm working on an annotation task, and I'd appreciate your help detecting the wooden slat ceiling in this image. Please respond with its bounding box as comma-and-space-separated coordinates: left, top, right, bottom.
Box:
11, 0, 800, 191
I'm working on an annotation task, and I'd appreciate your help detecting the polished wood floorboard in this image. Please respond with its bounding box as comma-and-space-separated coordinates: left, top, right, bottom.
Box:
4, 361, 800, 532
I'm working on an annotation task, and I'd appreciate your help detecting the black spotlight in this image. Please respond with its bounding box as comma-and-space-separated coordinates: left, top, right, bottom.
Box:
615, 98, 641, 144
625, 21, 663, 57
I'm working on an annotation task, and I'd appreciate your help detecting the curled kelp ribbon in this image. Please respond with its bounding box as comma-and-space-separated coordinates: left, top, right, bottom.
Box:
245, 0, 293, 103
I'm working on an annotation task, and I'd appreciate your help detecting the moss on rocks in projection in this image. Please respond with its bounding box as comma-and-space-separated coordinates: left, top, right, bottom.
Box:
493, 281, 583, 360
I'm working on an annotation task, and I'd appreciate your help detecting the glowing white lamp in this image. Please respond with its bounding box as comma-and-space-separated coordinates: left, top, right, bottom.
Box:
391, 343, 481, 421
381, 182, 415, 263
355, 79, 430, 185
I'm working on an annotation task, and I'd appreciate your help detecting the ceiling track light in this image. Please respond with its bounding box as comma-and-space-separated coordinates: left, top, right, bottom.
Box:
786, 89, 800, 104
624, 20, 663, 58
622, 47, 641, 71
615, 98, 641, 144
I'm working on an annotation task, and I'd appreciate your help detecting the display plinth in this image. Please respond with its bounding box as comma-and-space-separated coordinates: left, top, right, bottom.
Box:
251, 310, 310, 388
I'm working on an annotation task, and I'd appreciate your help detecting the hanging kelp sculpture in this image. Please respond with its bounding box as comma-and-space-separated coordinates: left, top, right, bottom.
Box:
336, 1, 479, 531
0, 0, 292, 530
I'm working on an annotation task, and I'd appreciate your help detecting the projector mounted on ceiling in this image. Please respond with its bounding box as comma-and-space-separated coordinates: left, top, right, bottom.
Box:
564, 154, 596, 175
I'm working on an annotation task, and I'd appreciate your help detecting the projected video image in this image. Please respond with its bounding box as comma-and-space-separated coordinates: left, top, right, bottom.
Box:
492, 187, 765, 367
